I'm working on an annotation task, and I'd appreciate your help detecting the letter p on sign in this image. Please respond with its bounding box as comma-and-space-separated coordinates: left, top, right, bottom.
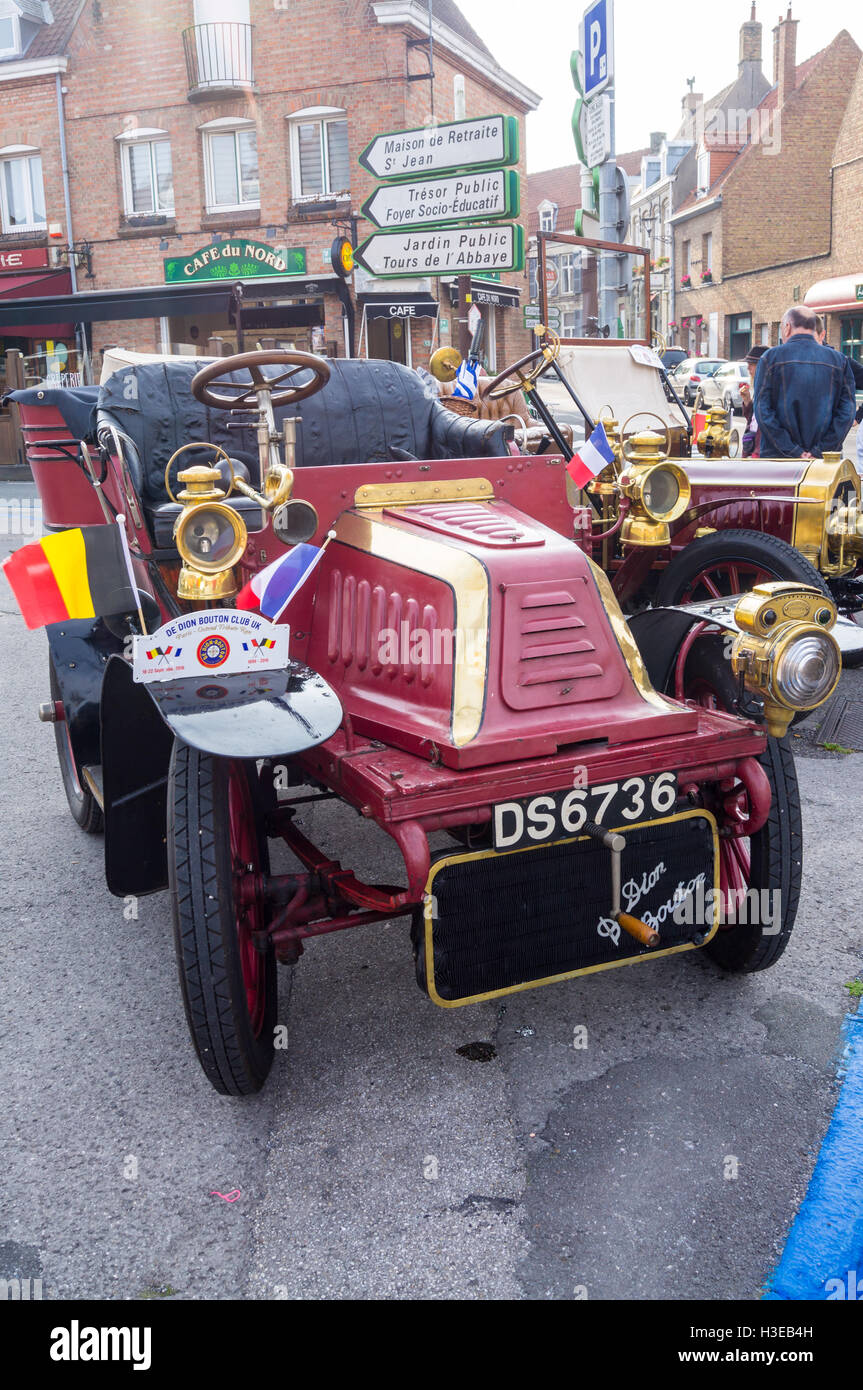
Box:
581, 0, 613, 98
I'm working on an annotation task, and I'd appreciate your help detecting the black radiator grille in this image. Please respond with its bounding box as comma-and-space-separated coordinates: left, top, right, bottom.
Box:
420, 814, 716, 1004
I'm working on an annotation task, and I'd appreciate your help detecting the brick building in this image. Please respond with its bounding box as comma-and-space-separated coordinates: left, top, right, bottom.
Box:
669, 6, 863, 359
0, 0, 539, 387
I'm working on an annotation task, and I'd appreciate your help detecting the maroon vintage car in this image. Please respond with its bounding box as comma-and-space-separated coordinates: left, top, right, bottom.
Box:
6, 348, 843, 1095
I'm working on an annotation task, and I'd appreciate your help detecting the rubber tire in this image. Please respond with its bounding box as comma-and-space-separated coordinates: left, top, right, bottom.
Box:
679, 637, 802, 972
723, 392, 733, 412
49, 655, 103, 834
654, 528, 831, 608
168, 742, 277, 1096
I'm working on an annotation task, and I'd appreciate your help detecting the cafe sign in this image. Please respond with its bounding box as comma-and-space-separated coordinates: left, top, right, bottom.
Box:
164, 240, 307, 283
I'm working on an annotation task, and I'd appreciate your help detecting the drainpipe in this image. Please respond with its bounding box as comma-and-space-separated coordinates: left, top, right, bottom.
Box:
55, 72, 77, 294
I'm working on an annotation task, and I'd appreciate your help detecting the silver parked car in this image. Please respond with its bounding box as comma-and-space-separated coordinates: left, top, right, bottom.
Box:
701, 360, 751, 412
668, 357, 727, 406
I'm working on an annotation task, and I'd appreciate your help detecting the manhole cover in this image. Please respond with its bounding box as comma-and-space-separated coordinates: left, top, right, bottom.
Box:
816, 697, 863, 750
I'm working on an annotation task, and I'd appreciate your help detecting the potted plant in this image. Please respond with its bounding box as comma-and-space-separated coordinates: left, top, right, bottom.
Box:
702, 267, 713, 283
680, 273, 691, 288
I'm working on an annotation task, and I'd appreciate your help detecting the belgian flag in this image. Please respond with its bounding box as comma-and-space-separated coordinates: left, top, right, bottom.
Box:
2, 523, 139, 630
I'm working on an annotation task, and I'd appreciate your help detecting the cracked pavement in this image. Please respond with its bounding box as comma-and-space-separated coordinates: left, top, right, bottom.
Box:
1, 481, 860, 1301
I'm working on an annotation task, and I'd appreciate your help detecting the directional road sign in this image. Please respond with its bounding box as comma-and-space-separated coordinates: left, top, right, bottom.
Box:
359, 114, 519, 182
361, 169, 519, 231
355, 224, 524, 279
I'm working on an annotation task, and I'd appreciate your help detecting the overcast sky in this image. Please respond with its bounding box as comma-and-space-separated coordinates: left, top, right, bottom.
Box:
454, 0, 863, 171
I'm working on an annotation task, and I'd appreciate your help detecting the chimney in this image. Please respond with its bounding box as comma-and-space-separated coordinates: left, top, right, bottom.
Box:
773, 6, 798, 107
649, 130, 666, 153
681, 89, 703, 141
739, 4, 762, 70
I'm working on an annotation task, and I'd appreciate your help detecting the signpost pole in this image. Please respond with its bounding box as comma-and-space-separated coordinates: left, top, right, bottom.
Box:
458, 275, 472, 356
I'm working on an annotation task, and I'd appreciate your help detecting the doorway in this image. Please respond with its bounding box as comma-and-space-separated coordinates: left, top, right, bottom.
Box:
367, 315, 408, 365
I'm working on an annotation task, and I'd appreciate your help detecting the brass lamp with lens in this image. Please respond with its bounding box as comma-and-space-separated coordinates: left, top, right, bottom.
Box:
165, 443, 248, 602
730, 582, 841, 738
618, 427, 691, 547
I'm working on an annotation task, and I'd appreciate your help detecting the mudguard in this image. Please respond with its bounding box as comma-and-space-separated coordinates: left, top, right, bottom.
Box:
141, 664, 342, 758
102, 655, 174, 897
46, 618, 125, 777
100, 655, 343, 897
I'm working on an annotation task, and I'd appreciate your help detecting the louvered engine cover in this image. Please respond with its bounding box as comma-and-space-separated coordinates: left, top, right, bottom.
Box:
302, 498, 698, 767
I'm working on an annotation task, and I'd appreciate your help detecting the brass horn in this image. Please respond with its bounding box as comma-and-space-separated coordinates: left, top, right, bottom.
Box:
429, 345, 462, 383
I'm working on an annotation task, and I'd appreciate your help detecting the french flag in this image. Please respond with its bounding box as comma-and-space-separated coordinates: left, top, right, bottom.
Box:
566, 421, 615, 488
236, 542, 324, 622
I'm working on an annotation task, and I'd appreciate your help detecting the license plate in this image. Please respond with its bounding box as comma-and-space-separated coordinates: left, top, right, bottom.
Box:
492, 772, 679, 852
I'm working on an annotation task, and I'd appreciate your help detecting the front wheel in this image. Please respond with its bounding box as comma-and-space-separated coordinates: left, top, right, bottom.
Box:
679, 636, 802, 971
655, 528, 831, 607
168, 742, 277, 1095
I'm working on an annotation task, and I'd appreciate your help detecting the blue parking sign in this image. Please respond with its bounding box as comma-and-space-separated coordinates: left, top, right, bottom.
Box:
581, 0, 614, 98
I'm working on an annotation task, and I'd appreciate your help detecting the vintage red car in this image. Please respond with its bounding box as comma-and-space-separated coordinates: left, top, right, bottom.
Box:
5, 348, 844, 1094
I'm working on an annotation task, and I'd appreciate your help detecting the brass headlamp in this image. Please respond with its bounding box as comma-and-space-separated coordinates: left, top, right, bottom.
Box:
731, 583, 840, 738
165, 446, 248, 602
618, 430, 691, 547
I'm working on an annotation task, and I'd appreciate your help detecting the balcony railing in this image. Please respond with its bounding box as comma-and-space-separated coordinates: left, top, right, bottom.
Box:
182, 22, 254, 98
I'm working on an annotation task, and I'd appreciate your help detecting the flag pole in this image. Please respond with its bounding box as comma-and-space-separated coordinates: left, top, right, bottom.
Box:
115, 514, 148, 636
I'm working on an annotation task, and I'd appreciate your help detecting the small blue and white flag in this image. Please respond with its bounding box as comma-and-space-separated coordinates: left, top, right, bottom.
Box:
567, 420, 615, 488
451, 359, 479, 400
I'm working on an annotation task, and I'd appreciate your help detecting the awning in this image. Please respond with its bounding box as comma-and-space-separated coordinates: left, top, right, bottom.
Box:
0, 280, 233, 329
1, 270, 70, 299
804, 274, 863, 314
359, 292, 439, 321
0, 269, 74, 338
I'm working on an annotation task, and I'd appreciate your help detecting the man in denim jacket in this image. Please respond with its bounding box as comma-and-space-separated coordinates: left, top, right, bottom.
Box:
753, 306, 856, 459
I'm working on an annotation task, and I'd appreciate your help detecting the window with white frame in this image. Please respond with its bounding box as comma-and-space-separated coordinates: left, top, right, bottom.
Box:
560, 253, 576, 296
0, 146, 45, 232
288, 109, 349, 200
563, 310, 578, 338
119, 131, 174, 216
697, 148, 710, 192
202, 120, 259, 210
0, 3, 21, 59
538, 201, 556, 233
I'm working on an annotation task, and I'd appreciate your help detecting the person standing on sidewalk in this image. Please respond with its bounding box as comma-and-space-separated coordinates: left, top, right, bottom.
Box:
816, 316, 863, 475
740, 344, 768, 458
753, 307, 856, 459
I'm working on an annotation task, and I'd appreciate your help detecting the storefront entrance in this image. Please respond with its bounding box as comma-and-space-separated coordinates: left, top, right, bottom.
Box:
367, 313, 408, 364
841, 316, 863, 362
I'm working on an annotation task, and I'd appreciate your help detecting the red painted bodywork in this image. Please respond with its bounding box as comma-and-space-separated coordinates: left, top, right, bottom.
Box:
14, 400, 105, 530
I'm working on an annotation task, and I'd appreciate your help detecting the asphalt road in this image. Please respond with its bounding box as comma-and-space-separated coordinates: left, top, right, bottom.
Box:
1, 480, 861, 1302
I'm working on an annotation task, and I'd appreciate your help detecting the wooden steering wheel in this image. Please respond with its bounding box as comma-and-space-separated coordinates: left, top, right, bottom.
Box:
191, 349, 330, 411
480, 333, 561, 402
